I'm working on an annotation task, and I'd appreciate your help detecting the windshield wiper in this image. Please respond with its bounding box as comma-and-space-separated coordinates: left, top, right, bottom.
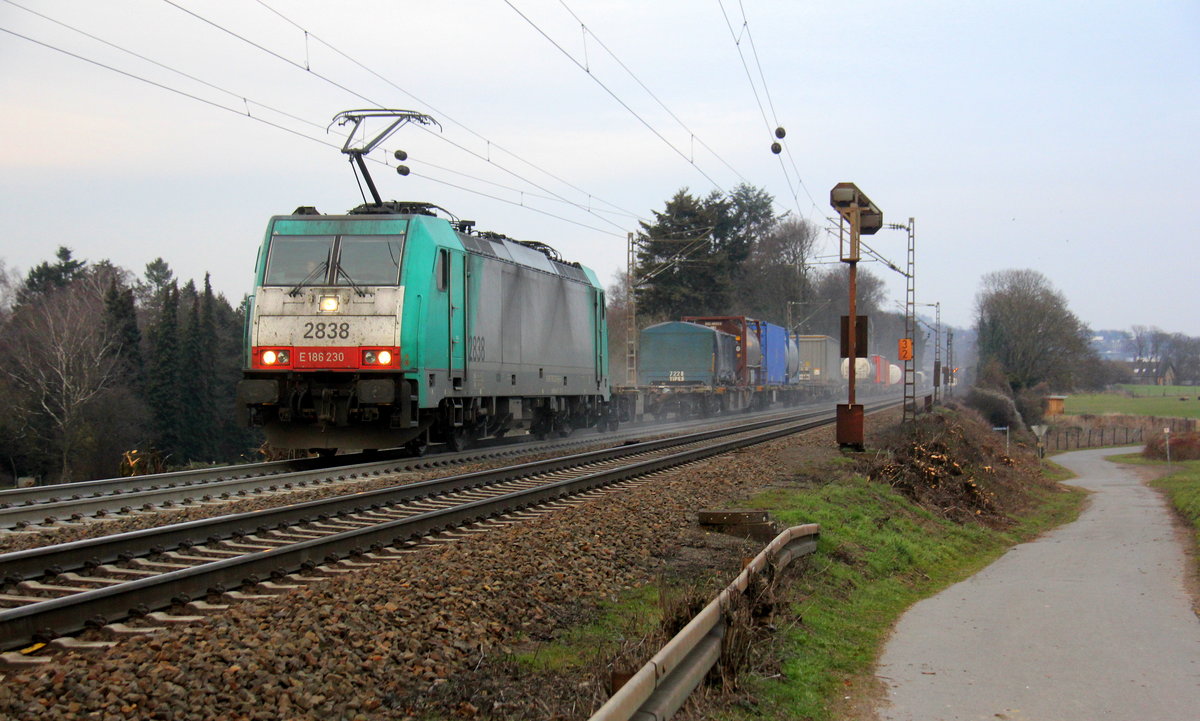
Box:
287, 260, 329, 297
334, 263, 367, 297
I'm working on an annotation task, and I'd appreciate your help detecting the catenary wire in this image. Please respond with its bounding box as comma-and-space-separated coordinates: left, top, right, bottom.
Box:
2, 1, 623, 224
715, 0, 827, 222
502, 0, 728, 193
0, 24, 625, 238
162, 0, 635, 232
555, 0, 751, 186
1, 0, 318, 132
736, 0, 823, 217
252, 0, 646, 224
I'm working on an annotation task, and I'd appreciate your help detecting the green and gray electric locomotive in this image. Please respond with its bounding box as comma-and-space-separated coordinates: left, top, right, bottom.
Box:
236, 111, 611, 455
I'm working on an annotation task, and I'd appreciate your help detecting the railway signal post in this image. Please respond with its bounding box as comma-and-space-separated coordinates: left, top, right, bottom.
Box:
831, 183, 882, 451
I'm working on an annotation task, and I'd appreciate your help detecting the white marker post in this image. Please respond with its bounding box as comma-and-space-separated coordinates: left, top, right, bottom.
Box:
1164, 427, 1171, 467
993, 426, 1010, 455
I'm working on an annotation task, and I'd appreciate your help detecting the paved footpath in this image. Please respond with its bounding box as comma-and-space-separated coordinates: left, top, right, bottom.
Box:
874, 447, 1200, 721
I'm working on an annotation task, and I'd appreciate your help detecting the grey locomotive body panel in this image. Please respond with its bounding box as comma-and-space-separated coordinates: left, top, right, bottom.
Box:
464, 237, 605, 399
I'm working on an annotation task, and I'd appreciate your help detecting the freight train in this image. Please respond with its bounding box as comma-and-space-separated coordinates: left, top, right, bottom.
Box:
236, 201, 613, 456
615, 317, 905, 422
235, 111, 912, 454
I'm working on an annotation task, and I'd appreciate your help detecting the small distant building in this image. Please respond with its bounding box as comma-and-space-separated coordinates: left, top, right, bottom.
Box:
1129, 360, 1176, 386
1045, 395, 1068, 417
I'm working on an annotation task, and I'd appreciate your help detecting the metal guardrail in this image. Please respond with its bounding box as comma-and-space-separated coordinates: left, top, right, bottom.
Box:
588, 524, 820, 721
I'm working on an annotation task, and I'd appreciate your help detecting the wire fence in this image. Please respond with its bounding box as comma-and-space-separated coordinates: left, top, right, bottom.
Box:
1043, 416, 1196, 452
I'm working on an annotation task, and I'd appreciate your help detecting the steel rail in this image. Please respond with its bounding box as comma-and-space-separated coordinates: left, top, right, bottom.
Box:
0, 404, 883, 650
0, 457, 321, 507
0, 405, 862, 582
0, 403, 835, 528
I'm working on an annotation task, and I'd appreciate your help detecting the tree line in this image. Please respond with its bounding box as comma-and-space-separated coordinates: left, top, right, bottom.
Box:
1126, 325, 1200, 384
606, 183, 917, 378
967, 268, 1200, 429
0, 249, 257, 486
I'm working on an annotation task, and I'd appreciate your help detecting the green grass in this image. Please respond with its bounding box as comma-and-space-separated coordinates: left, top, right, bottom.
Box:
1147, 459, 1200, 555
1064, 391, 1200, 419
727, 477, 1084, 721
511, 584, 661, 671
1040, 458, 1077, 482
511, 467, 1085, 721
1116, 384, 1200, 397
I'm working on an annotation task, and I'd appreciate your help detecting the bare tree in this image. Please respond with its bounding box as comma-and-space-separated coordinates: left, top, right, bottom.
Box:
734, 217, 820, 323
1128, 325, 1153, 361
2, 273, 121, 482
975, 269, 1095, 391
605, 271, 633, 385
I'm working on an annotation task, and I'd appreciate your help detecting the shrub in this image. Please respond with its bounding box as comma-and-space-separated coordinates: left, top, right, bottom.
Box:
1015, 383, 1049, 427
964, 386, 1024, 431
1142, 431, 1200, 461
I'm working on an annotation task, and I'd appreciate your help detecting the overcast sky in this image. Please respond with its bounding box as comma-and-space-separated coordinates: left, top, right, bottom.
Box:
2, 0, 1197, 335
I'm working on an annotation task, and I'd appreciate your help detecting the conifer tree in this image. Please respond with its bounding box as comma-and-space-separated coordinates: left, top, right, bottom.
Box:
103, 281, 144, 387
635, 190, 730, 319
147, 283, 183, 462
17, 247, 86, 306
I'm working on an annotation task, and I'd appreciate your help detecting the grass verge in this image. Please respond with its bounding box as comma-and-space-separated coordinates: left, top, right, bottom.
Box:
508, 470, 1084, 721
729, 475, 1084, 721
503, 409, 1088, 721
1147, 459, 1200, 554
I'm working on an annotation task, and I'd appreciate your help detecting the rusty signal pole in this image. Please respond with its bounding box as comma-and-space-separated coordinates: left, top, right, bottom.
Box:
831, 183, 882, 451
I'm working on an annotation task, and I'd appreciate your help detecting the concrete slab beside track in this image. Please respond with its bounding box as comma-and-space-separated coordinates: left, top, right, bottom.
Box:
874, 446, 1200, 721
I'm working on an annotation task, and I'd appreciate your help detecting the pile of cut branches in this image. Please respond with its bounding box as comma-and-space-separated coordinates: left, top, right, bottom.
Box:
867, 407, 1045, 526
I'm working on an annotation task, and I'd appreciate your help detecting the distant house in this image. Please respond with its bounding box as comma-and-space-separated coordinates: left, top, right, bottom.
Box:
1129, 359, 1176, 385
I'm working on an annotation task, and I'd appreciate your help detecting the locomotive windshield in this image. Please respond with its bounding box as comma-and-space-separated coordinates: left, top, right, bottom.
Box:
264, 234, 405, 287
264, 235, 334, 286
336, 235, 404, 286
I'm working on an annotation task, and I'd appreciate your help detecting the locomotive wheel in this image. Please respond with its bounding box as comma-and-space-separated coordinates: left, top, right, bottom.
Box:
447, 427, 471, 452
555, 418, 573, 438
404, 436, 428, 457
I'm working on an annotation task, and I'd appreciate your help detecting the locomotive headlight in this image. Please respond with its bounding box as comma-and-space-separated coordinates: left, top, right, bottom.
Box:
377, 350, 392, 365
261, 350, 289, 366
363, 350, 378, 365
319, 295, 340, 313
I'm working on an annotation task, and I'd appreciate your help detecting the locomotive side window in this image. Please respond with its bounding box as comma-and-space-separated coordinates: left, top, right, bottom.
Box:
436, 249, 449, 291
336, 235, 405, 286
264, 235, 335, 286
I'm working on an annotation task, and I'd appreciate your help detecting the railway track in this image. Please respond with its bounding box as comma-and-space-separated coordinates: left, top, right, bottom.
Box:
0, 401, 895, 656
0, 404, 836, 532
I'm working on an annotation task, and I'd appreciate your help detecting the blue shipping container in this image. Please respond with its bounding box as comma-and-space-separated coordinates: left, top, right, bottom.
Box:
755, 321, 790, 385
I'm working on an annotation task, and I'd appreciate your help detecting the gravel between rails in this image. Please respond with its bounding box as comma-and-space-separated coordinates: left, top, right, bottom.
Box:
0, 411, 808, 556
0, 441, 632, 556
0, 413, 880, 721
